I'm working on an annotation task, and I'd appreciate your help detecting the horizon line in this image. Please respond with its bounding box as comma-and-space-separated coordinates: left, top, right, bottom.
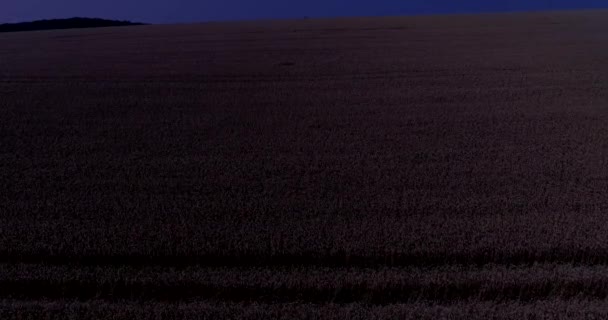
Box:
1, 6, 607, 26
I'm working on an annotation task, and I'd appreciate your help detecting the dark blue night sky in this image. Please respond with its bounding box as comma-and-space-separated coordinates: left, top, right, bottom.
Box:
2, 0, 607, 24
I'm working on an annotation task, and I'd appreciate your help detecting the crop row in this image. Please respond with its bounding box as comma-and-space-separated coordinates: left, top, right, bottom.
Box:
2, 263, 608, 302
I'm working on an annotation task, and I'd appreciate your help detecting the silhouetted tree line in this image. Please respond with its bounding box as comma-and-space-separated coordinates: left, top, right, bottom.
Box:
0, 17, 145, 33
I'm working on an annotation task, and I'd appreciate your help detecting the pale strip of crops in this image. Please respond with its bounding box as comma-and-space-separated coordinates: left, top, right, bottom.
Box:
3, 300, 608, 320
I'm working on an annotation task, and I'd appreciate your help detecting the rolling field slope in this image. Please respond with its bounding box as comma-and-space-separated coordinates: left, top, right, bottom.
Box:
2, 9, 608, 318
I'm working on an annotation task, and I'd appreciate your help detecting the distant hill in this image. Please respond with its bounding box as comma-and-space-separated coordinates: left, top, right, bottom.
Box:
0, 17, 146, 33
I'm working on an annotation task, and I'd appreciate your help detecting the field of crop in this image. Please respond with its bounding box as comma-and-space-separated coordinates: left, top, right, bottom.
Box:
2, 9, 608, 319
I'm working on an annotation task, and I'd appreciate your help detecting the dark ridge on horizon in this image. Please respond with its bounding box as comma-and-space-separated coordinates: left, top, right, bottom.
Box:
0, 17, 146, 33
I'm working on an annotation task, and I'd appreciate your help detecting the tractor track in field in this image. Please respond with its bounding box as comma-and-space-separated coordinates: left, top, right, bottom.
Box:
1, 261, 607, 304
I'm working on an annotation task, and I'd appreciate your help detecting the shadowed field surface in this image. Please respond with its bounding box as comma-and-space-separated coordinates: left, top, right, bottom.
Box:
3, 264, 608, 303
2, 9, 608, 318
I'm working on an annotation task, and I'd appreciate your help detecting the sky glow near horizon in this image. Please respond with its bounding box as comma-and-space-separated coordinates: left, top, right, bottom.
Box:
1, 0, 607, 24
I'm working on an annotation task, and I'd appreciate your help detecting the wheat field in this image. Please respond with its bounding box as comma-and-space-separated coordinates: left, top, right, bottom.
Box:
2, 9, 608, 319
